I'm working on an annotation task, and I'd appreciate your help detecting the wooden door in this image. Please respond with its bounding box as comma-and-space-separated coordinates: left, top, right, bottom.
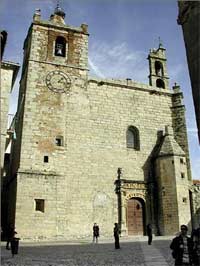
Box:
127, 198, 143, 235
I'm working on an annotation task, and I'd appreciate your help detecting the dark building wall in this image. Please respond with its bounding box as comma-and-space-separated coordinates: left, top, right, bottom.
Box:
178, 1, 200, 143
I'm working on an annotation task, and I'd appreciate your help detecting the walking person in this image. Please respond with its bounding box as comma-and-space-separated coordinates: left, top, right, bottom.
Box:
6, 224, 16, 250
93, 223, 99, 243
113, 223, 120, 249
170, 224, 194, 266
146, 223, 153, 245
193, 224, 200, 266
10, 233, 20, 257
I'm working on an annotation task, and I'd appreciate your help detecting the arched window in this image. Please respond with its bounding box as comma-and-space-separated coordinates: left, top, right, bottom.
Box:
126, 126, 140, 150
55, 36, 66, 57
156, 79, 165, 88
155, 61, 164, 76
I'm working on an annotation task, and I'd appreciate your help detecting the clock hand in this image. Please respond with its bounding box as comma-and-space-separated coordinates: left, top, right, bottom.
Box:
58, 78, 65, 84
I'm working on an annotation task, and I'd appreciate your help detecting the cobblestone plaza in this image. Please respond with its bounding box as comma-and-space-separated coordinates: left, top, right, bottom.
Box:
1, 238, 174, 266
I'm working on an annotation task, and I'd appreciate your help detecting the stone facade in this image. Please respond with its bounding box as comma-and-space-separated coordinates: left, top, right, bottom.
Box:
7, 7, 193, 241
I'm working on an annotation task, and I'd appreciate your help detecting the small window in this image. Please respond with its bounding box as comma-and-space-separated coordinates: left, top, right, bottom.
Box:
44, 156, 49, 163
180, 158, 184, 164
181, 172, 185, 179
35, 199, 45, 212
55, 136, 63, 146
126, 126, 140, 150
55, 36, 66, 57
182, 197, 187, 203
127, 129, 134, 148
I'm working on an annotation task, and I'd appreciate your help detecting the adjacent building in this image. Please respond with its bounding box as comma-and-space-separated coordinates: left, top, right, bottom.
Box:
0, 30, 20, 228
177, 1, 200, 143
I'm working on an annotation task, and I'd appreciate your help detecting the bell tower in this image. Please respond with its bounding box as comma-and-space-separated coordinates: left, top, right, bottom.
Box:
148, 40, 169, 89
30, 5, 89, 73
11, 5, 90, 240
14, 4, 89, 175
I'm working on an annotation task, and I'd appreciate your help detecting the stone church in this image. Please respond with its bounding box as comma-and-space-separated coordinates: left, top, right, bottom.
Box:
6, 6, 193, 241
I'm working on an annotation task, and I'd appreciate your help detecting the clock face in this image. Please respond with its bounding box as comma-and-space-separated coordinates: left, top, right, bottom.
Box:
46, 70, 71, 93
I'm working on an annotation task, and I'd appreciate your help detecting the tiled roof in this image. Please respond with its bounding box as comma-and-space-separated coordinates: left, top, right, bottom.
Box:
193, 180, 200, 185
158, 134, 185, 157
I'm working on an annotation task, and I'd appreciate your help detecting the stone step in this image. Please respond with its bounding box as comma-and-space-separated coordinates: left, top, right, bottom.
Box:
140, 241, 169, 266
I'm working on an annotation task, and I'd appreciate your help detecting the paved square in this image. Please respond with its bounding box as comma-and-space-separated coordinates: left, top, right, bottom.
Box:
1, 240, 174, 266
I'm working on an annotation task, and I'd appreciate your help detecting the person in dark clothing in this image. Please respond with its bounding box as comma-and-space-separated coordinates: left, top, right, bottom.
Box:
170, 224, 194, 266
193, 224, 200, 266
114, 223, 120, 249
146, 224, 153, 245
93, 223, 99, 243
6, 224, 16, 250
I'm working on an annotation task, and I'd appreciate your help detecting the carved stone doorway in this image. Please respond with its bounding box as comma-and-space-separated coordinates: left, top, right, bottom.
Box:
127, 198, 144, 235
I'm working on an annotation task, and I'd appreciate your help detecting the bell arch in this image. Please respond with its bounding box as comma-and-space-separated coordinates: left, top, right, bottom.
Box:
155, 60, 164, 76
55, 36, 67, 57
156, 78, 165, 88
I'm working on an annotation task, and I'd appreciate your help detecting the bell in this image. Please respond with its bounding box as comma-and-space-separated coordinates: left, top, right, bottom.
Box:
57, 48, 63, 55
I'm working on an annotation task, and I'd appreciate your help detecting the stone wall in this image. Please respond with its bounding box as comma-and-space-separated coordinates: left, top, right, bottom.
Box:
14, 71, 181, 240
171, 85, 192, 181
1, 65, 14, 175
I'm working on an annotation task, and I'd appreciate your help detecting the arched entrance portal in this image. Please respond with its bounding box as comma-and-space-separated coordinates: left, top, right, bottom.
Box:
126, 197, 145, 235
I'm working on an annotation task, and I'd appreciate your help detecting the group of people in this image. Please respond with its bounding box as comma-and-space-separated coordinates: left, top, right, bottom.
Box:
5, 221, 200, 265
170, 224, 200, 266
146, 223, 200, 266
93, 222, 200, 265
93, 222, 121, 249
94, 222, 152, 250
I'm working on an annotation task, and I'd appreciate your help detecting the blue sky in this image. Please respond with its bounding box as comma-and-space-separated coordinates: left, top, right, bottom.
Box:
1, 0, 199, 179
